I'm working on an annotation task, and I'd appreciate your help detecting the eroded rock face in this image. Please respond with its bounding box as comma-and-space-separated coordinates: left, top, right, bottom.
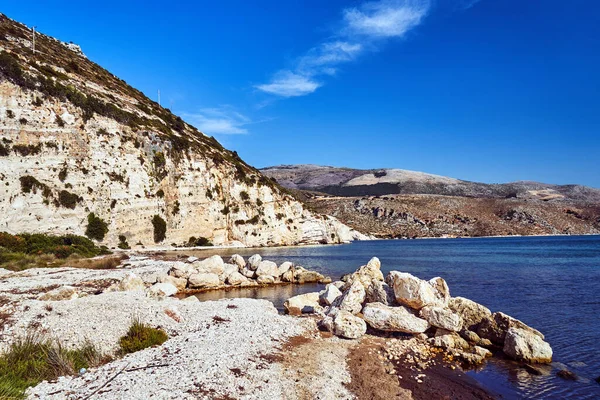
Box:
503, 327, 553, 363
284, 292, 321, 315
333, 310, 367, 339
188, 273, 220, 289
387, 272, 445, 309
448, 297, 492, 330
362, 302, 429, 333
420, 306, 463, 332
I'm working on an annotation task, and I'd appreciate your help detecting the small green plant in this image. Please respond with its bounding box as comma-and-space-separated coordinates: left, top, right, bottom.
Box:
85, 213, 108, 241
58, 166, 68, 182
186, 236, 213, 247
13, 144, 42, 156
117, 235, 130, 250
118, 318, 168, 355
152, 215, 166, 243
156, 189, 164, 198
240, 191, 250, 201
6, 109, 14, 118
172, 201, 180, 215
32, 97, 43, 107
221, 205, 230, 215
18, 118, 27, 125
256, 198, 263, 206
55, 115, 65, 127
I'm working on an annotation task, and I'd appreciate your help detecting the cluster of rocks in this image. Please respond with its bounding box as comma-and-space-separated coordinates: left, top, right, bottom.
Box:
284, 257, 553, 365
166, 254, 331, 292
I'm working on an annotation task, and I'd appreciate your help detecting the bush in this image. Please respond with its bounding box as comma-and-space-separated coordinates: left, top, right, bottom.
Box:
152, 215, 166, 243
85, 213, 108, 241
256, 198, 263, 206
186, 236, 213, 247
13, 144, 42, 156
221, 205, 230, 215
57, 190, 80, 209
0, 335, 104, 399
156, 189, 164, 198
172, 201, 180, 215
240, 191, 250, 201
117, 235, 130, 250
6, 109, 14, 118
58, 166, 68, 182
119, 319, 168, 355
18, 118, 27, 125
55, 115, 65, 127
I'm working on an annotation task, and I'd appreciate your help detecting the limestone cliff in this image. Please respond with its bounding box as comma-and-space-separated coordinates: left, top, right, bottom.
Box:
0, 14, 365, 248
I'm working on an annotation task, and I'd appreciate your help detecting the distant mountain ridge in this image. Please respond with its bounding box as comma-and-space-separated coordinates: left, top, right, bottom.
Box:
261, 165, 600, 203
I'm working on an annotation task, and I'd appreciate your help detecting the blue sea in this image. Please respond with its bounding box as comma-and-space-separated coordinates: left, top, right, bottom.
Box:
188, 235, 600, 399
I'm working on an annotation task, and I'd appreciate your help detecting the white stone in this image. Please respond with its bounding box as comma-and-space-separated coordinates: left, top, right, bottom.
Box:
333, 310, 367, 339
277, 262, 293, 276
257, 275, 275, 285
147, 282, 178, 298
229, 254, 246, 270
114, 273, 146, 292
159, 275, 187, 291
193, 255, 224, 276
448, 297, 492, 330
388, 271, 444, 310
503, 327, 553, 363
319, 284, 342, 306
247, 254, 262, 270
188, 273, 220, 289
169, 262, 194, 279
420, 306, 463, 332
284, 292, 321, 315
226, 272, 247, 286
256, 260, 278, 277
38, 286, 79, 301
337, 280, 366, 315
187, 256, 199, 263
362, 302, 429, 334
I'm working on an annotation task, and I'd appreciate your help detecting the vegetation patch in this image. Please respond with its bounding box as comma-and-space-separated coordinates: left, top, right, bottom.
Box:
152, 215, 167, 243
57, 190, 81, 209
172, 201, 180, 215
117, 235, 130, 250
13, 144, 42, 156
185, 236, 213, 247
85, 213, 108, 241
153, 152, 167, 181
0, 142, 10, 156
19, 176, 52, 198
119, 319, 168, 355
58, 166, 68, 182
0, 335, 105, 399
0, 232, 109, 271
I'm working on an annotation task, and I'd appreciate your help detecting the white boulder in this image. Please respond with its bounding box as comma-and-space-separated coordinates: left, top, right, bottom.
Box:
387, 271, 446, 310
188, 273, 220, 289
229, 254, 246, 270
420, 306, 463, 332
147, 282, 178, 298
503, 327, 553, 364
256, 261, 279, 278
337, 280, 366, 314
284, 292, 321, 315
333, 310, 367, 339
362, 302, 429, 334
319, 284, 342, 306
247, 254, 262, 270
193, 255, 224, 276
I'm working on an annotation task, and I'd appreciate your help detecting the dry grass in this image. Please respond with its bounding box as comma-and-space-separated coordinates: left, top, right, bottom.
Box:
65, 254, 127, 270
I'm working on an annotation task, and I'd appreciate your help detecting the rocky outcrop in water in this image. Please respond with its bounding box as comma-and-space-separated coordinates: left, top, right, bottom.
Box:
287, 257, 553, 365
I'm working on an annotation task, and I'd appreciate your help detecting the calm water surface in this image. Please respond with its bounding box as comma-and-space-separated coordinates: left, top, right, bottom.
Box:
186, 235, 600, 399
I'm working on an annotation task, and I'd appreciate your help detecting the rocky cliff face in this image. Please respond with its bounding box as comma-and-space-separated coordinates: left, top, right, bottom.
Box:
0, 14, 365, 248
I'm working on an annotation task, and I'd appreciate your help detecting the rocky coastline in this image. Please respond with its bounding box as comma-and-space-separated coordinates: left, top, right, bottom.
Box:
0, 253, 554, 399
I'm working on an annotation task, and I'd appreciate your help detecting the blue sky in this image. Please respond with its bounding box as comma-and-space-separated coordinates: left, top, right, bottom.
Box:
4, 1, 600, 187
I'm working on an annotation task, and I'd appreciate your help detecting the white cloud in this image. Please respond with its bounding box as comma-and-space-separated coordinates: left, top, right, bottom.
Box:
255, 71, 321, 97
343, 0, 429, 38
183, 107, 252, 135
256, 0, 431, 98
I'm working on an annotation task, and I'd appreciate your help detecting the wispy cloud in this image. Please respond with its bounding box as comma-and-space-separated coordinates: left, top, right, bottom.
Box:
256, 0, 431, 98
183, 107, 252, 135
457, 0, 482, 10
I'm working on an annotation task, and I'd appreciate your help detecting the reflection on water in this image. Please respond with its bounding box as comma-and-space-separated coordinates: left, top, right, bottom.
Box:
191, 283, 324, 312
177, 236, 600, 399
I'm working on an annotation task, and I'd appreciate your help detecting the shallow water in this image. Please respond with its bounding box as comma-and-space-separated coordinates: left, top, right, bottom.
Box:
187, 236, 600, 399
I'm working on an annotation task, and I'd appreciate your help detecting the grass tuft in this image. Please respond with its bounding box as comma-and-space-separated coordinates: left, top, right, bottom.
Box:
0, 335, 104, 399
118, 318, 168, 355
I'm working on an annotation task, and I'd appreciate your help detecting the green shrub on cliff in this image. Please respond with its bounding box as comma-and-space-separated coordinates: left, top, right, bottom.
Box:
152, 215, 167, 243
85, 213, 108, 241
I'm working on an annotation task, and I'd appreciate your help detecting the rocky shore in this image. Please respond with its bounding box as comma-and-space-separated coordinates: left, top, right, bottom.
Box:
285, 257, 553, 366
0, 254, 553, 399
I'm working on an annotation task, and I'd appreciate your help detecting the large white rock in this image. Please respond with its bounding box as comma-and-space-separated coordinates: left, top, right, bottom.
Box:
223, 263, 238, 279
188, 273, 220, 289
477, 311, 545, 345
147, 282, 178, 298
277, 262, 293, 276
337, 280, 366, 315
158, 275, 187, 291
229, 254, 246, 270
387, 271, 444, 310
319, 284, 342, 306
448, 297, 492, 330
226, 271, 247, 286
343, 257, 384, 289
284, 292, 321, 315
365, 280, 396, 306
247, 254, 262, 270
362, 302, 429, 333
193, 255, 225, 276
38, 286, 79, 301
115, 273, 146, 292
428, 277, 450, 306
333, 310, 367, 339
241, 267, 256, 279
420, 306, 463, 332
503, 327, 553, 363
256, 260, 278, 278
169, 262, 194, 279
257, 275, 275, 284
